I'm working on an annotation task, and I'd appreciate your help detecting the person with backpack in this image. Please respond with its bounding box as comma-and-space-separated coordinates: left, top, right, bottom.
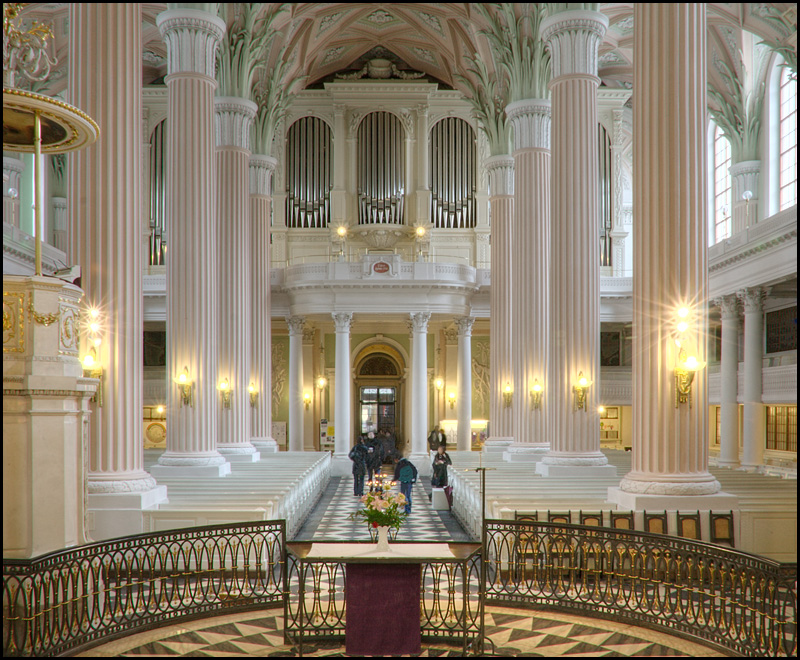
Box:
349, 437, 369, 496
393, 456, 418, 514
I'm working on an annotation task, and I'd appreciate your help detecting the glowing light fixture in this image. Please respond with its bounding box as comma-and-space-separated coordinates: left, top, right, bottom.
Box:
573, 371, 592, 411
503, 382, 513, 408
82, 347, 103, 407
175, 366, 193, 407
530, 379, 543, 410
447, 391, 456, 409
674, 348, 706, 407
316, 376, 328, 390
219, 378, 232, 409
303, 391, 312, 410
434, 377, 444, 391
249, 382, 258, 408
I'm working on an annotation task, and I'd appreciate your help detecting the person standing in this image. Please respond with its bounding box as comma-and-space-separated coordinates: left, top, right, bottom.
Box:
431, 444, 452, 488
365, 431, 384, 484
427, 424, 447, 451
349, 437, 368, 496
393, 456, 418, 514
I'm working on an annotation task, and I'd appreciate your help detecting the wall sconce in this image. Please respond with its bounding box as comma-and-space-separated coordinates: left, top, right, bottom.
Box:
303, 391, 312, 410
674, 348, 705, 408
434, 377, 444, 391
248, 382, 258, 408
742, 189, 753, 225
219, 378, 232, 410
530, 379, 543, 410
447, 391, 456, 409
316, 376, 328, 391
335, 225, 347, 260
573, 371, 592, 411
82, 347, 103, 407
176, 366, 193, 407
503, 382, 513, 408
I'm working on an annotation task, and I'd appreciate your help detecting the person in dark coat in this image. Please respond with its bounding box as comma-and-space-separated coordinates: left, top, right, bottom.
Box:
393, 457, 418, 514
431, 444, 452, 488
349, 437, 368, 496
427, 425, 447, 451
365, 431, 384, 484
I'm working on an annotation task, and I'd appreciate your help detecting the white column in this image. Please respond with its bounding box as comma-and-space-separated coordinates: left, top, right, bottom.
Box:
486, 155, 515, 453
729, 161, 761, 234
609, 4, 734, 510
410, 312, 432, 472
738, 287, 766, 467
716, 295, 740, 467
610, 108, 629, 278
52, 196, 68, 254
332, 313, 353, 458
250, 155, 278, 452
3, 156, 24, 228
151, 7, 230, 477
455, 316, 474, 452
215, 97, 259, 462
538, 9, 612, 476
68, 3, 167, 539
287, 316, 305, 452
506, 99, 551, 463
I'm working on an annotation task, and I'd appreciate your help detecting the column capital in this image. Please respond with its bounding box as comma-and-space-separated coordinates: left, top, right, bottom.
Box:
485, 155, 515, 197
455, 316, 475, 337
540, 10, 608, 79
156, 8, 226, 79
713, 294, 740, 320
3, 155, 25, 176
409, 311, 431, 334
286, 315, 306, 335
415, 103, 429, 118
249, 154, 278, 196
737, 287, 767, 313
214, 97, 257, 149
505, 99, 551, 151
332, 312, 353, 332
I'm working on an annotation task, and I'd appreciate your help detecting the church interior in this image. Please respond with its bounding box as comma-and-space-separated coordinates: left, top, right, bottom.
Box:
3, 3, 797, 657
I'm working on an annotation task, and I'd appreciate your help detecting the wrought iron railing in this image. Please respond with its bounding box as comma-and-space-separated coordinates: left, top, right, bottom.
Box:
3, 521, 285, 657
484, 520, 797, 658
283, 541, 482, 655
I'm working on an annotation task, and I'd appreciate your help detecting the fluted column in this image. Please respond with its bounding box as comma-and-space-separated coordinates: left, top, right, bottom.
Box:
250, 155, 278, 452
455, 317, 474, 452
486, 155, 515, 447
410, 312, 432, 469
729, 161, 760, 234
287, 316, 306, 452
539, 9, 611, 475
68, 4, 166, 532
738, 287, 766, 467
52, 197, 68, 254
716, 295, 741, 466
152, 7, 229, 476
506, 99, 551, 462
610, 108, 630, 277
3, 156, 24, 228
612, 4, 726, 503
215, 97, 259, 461
332, 313, 353, 457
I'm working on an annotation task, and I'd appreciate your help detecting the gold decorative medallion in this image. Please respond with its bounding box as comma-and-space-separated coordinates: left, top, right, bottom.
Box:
3, 291, 25, 353
59, 305, 79, 355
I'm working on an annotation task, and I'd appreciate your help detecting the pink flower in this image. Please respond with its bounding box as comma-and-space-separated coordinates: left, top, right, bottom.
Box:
373, 499, 387, 511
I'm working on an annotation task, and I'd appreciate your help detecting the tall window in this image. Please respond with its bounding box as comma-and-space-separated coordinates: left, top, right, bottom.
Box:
779, 67, 797, 210
766, 405, 797, 452
285, 117, 333, 228
713, 125, 732, 243
429, 118, 476, 228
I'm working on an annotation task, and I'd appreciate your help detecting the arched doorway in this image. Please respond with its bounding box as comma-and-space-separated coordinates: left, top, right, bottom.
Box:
353, 345, 407, 452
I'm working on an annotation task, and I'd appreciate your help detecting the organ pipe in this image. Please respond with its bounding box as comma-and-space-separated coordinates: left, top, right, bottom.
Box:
285, 117, 333, 229
599, 124, 612, 267
429, 117, 476, 229
357, 111, 406, 224
149, 119, 166, 265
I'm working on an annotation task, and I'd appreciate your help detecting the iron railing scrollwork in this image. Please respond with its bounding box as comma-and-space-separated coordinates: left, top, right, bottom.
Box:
3, 521, 285, 657
484, 520, 797, 658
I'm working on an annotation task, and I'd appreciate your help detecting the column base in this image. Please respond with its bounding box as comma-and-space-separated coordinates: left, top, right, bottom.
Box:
716, 459, 741, 468
252, 437, 279, 453
87, 485, 169, 541
617, 473, 722, 496
218, 447, 261, 462
483, 438, 514, 453
607, 487, 739, 512
503, 445, 549, 463
536, 463, 617, 477
149, 460, 231, 478
330, 454, 354, 477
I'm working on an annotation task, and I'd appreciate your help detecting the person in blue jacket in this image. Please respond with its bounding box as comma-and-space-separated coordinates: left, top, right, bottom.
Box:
393, 456, 418, 514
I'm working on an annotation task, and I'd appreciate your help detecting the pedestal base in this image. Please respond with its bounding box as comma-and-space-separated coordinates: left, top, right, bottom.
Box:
504, 445, 549, 463
88, 486, 169, 541
536, 463, 617, 477
252, 437, 278, 453
330, 454, 353, 477
149, 462, 231, 478
483, 438, 514, 453
218, 451, 261, 463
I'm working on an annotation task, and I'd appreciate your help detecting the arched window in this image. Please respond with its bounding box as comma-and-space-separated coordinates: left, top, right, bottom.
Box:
712, 124, 732, 243
429, 118, 476, 228
357, 111, 406, 224
285, 116, 333, 228
779, 67, 797, 210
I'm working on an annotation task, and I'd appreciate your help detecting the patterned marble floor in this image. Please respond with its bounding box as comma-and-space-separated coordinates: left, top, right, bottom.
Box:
80, 606, 726, 657
292, 475, 472, 542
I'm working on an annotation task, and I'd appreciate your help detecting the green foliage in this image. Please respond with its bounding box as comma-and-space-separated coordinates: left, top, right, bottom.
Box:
757, 6, 797, 77
349, 489, 408, 531
454, 55, 512, 156
708, 58, 765, 163
216, 3, 288, 99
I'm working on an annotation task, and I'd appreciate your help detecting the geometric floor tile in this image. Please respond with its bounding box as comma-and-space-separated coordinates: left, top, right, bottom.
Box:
80, 605, 727, 657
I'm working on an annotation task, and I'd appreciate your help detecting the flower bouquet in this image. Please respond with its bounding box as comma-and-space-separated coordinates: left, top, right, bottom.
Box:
350, 480, 408, 541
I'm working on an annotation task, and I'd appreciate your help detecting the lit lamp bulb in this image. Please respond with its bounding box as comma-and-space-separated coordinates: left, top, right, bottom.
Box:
82, 348, 103, 406
503, 382, 513, 408
337, 225, 347, 238
531, 379, 543, 410
89, 322, 100, 333
676, 321, 688, 333
598, 405, 605, 415
447, 391, 456, 409
303, 391, 312, 410
176, 367, 193, 407
249, 382, 258, 408
316, 376, 327, 390
573, 371, 592, 411
434, 377, 444, 391
93, 337, 101, 347
677, 307, 689, 319
156, 404, 165, 415
219, 378, 232, 409
675, 349, 706, 407
90, 308, 100, 319
82, 352, 95, 369
416, 226, 426, 238
578, 374, 589, 388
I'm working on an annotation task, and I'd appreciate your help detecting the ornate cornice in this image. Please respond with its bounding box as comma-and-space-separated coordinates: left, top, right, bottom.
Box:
709, 229, 797, 272
156, 9, 226, 79
214, 97, 257, 149
505, 99, 551, 152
